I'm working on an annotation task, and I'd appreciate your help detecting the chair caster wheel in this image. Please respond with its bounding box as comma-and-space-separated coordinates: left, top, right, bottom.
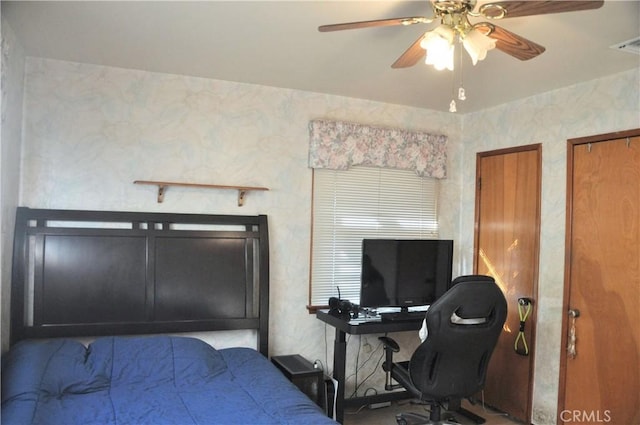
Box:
395, 414, 409, 425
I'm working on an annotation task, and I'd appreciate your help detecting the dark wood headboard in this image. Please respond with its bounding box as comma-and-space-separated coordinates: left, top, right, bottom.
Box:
10, 208, 270, 355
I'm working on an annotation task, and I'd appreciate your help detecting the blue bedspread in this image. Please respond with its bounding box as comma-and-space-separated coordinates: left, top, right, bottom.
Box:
1, 336, 337, 425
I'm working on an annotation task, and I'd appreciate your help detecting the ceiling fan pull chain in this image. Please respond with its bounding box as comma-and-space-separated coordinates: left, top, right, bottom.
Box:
458, 44, 466, 101
458, 87, 466, 101
449, 62, 457, 112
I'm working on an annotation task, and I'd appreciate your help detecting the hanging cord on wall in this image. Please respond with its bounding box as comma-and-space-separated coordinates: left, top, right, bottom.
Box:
348, 337, 384, 398
351, 348, 385, 399
514, 298, 532, 356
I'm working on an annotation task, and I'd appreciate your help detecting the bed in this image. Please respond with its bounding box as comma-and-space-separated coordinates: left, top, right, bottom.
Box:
2, 207, 336, 425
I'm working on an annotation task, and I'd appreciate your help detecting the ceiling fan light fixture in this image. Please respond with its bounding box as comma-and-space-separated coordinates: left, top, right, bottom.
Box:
318, 0, 606, 112
421, 25, 456, 71
462, 27, 496, 65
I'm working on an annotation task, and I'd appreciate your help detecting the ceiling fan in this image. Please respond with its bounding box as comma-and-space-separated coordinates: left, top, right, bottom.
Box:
318, 0, 604, 69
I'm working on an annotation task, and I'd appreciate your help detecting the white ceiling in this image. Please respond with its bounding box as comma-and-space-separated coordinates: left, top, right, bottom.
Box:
3, 1, 639, 113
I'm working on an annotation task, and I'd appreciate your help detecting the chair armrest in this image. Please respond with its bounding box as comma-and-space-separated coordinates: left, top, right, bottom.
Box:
379, 336, 400, 352
379, 336, 404, 391
379, 336, 400, 374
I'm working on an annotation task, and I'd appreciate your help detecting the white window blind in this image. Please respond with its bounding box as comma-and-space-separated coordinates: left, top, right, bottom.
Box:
310, 166, 439, 307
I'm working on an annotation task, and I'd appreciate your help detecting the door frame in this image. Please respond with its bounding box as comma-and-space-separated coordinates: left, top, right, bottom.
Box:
558, 128, 640, 423
473, 143, 542, 423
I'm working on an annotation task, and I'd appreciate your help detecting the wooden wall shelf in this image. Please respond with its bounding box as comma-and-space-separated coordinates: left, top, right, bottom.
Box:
134, 180, 269, 206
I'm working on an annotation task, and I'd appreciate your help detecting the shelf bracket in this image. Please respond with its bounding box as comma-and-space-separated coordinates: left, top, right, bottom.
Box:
238, 189, 247, 207
157, 185, 168, 203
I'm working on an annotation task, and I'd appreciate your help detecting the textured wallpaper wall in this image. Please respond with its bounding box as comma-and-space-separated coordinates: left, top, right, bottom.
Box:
0, 17, 25, 353
19, 56, 463, 396
15, 55, 639, 424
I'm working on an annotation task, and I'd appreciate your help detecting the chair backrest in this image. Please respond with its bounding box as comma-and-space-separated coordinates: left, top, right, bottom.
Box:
408, 276, 507, 400
450, 274, 495, 286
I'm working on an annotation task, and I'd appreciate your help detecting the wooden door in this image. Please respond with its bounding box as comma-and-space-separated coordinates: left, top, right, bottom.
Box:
474, 144, 541, 423
558, 130, 640, 425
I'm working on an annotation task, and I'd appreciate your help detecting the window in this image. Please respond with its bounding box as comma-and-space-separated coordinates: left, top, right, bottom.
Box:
309, 166, 439, 307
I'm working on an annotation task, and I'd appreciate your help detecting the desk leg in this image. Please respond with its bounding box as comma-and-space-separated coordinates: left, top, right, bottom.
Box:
333, 329, 347, 424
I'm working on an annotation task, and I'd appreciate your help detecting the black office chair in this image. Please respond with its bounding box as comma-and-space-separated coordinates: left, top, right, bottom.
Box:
380, 276, 507, 425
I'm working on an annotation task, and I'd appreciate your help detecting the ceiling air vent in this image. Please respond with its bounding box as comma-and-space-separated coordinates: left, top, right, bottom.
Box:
610, 37, 640, 55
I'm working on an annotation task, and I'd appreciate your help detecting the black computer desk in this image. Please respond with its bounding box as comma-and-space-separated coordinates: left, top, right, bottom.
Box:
316, 310, 487, 425
316, 309, 422, 424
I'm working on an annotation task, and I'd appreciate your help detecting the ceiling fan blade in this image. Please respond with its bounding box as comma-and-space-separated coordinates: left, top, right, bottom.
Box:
479, 1, 604, 19
477, 23, 545, 60
391, 35, 426, 68
318, 16, 431, 32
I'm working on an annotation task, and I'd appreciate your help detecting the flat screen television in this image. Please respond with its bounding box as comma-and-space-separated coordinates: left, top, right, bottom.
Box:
359, 239, 453, 310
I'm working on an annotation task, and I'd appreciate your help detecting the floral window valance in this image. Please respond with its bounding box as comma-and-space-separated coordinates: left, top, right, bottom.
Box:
308, 119, 447, 178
